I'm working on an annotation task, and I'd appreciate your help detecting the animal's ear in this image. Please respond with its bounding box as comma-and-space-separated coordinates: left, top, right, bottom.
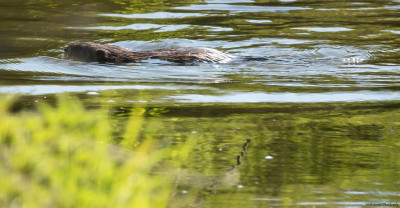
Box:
96, 49, 107, 62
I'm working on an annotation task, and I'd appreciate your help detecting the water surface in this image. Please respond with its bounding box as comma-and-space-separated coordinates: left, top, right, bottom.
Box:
1, 0, 400, 207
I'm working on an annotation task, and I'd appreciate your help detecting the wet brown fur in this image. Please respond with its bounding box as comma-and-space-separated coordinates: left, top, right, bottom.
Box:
64, 42, 233, 64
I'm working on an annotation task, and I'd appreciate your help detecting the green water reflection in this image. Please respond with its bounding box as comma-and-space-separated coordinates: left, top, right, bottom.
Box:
115, 99, 400, 207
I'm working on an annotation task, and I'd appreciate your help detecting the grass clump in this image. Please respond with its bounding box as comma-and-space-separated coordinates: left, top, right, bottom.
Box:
0, 95, 173, 208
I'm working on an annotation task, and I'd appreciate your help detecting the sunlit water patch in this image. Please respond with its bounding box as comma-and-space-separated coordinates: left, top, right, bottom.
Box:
174, 4, 311, 14
67, 24, 193, 32
0, 84, 212, 95
205, 0, 255, 3
292, 27, 354, 32
99, 12, 208, 19
246, 20, 273, 23
166, 90, 400, 103
382, 30, 400, 34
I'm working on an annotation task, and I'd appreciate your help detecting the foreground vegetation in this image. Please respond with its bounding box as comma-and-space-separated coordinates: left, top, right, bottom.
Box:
0, 95, 192, 208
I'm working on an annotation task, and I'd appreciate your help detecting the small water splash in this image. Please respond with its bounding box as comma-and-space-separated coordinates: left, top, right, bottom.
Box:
343, 57, 366, 64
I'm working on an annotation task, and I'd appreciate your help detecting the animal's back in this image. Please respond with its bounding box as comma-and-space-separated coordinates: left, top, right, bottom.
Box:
146, 47, 233, 63
64, 42, 233, 64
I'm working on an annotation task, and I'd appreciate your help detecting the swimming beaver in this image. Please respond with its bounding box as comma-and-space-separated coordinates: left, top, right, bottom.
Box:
64, 42, 233, 64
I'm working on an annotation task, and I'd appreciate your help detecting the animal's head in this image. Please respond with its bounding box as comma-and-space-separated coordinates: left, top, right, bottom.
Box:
64, 42, 109, 62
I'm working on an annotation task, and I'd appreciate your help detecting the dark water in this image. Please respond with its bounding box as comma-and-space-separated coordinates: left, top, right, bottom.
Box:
1, 0, 400, 207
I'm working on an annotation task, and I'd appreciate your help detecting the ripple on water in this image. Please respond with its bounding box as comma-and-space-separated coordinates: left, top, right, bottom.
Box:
67, 24, 191, 32
99, 12, 208, 19
0, 57, 137, 79
173, 4, 310, 14
66, 24, 233, 33
0, 85, 213, 95
292, 27, 354, 32
0, 56, 234, 83
246, 20, 273, 23
382, 30, 400, 34
205, 0, 254, 3
166, 91, 400, 103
